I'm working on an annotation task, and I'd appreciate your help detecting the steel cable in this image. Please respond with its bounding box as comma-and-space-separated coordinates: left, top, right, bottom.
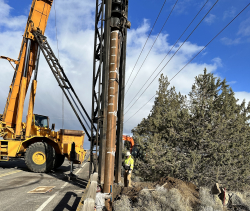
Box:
125, 0, 179, 96
124, 2, 250, 123
125, 0, 167, 86
53, 0, 64, 129
124, 0, 218, 114
124, 0, 210, 110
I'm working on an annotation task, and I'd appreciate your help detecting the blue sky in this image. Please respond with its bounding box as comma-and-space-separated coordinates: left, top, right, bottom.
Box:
129, 0, 250, 89
0, 0, 250, 149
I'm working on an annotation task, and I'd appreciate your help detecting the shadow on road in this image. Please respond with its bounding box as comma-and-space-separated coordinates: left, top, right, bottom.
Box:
53, 191, 83, 211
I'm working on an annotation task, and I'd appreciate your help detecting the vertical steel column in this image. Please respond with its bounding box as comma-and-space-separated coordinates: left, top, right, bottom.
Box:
98, 0, 112, 184
104, 30, 120, 210
90, 0, 112, 183
89, 0, 99, 178
25, 45, 40, 138
90, 0, 102, 178
115, 26, 128, 183
15, 39, 31, 136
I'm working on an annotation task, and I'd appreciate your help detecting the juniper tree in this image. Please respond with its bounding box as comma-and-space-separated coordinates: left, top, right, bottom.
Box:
181, 69, 250, 189
133, 69, 250, 190
132, 74, 187, 181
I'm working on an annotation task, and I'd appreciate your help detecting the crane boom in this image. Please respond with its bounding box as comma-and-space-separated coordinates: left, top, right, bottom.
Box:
32, 30, 95, 139
3, 0, 53, 128
0, 0, 87, 173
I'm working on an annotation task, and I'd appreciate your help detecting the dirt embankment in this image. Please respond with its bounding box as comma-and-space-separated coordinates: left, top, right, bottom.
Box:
113, 176, 200, 207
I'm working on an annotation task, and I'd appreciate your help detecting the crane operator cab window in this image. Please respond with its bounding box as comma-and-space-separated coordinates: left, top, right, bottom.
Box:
33, 114, 49, 128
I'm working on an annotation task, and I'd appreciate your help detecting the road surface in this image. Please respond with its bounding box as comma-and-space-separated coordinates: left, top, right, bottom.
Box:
0, 158, 90, 211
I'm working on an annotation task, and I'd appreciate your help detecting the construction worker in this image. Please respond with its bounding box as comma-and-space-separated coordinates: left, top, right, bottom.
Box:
123, 151, 134, 187
95, 186, 112, 211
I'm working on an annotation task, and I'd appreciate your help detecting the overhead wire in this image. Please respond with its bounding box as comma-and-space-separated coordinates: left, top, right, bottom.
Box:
125, 0, 210, 110
124, 2, 250, 123
53, 0, 64, 129
125, 0, 179, 95
124, 0, 218, 114
125, 0, 167, 86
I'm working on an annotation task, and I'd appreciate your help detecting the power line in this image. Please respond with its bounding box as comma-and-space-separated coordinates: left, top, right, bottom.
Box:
124, 0, 217, 113
125, 0, 179, 96
125, 0, 167, 86
124, 2, 250, 123
125, 0, 210, 110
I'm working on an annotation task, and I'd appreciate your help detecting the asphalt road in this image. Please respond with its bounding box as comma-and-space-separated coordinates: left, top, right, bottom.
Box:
0, 158, 90, 211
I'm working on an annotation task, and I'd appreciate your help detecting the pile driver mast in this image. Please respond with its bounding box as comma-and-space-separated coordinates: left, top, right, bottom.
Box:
90, 0, 130, 207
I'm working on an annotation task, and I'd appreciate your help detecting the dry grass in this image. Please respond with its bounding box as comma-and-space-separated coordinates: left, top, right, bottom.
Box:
113, 186, 192, 211
113, 195, 132, 211
197, 187, 223, 211
113, 186, 250, 211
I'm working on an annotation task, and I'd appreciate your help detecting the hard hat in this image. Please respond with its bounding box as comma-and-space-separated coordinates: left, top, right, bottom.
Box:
126, 151, 131, 156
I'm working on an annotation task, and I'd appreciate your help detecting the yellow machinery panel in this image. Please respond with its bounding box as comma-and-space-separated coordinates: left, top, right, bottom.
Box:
59, 129, 86, 164
6, 141, 22, 157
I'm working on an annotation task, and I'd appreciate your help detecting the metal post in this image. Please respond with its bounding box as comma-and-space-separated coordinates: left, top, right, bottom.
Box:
115, 30, 127, 183
98, 0, 112, 184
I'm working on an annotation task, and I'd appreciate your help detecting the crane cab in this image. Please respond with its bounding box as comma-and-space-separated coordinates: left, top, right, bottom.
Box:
33, 114, 49, 128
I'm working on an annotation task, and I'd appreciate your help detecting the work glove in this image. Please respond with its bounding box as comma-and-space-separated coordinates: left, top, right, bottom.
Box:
128, 170, 131, 174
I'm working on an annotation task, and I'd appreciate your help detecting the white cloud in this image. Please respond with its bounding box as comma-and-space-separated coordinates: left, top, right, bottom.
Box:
220, 17, 250, 46
0, 0, 222, 147
235, 92, 250, 105
212, 57, 222, 67
238, 17, 250, 37
173, 0, 207, 15
223, 7, 236, 20
0, 0, 26, 30
204, 14, 216, 25
228, 81, 237, 85
220, 37, 241, 45
0, 0, 95, 149
124, 24, 220, 134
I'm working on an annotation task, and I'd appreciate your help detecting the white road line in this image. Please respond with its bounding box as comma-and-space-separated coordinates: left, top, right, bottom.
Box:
36, 182, 69, 211
36, 191, 59, 211
76, 162, 87, 175
36, 162, 88, 211
61, 182, 68, 189
81, 162, 87, 168
75, 168, 81, 175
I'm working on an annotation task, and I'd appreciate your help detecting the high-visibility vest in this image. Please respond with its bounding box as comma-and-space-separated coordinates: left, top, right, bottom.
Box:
124, 156, 134, 170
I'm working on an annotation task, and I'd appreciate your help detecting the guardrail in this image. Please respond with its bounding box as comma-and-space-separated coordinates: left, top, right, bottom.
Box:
77, 172, 98, 211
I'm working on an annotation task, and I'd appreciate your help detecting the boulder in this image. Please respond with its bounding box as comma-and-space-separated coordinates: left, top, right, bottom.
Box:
211, 183, 221, 195
228, 193, 250, 211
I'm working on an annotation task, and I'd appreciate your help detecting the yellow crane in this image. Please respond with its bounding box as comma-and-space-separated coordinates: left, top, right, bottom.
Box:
0, 0, 86, 173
